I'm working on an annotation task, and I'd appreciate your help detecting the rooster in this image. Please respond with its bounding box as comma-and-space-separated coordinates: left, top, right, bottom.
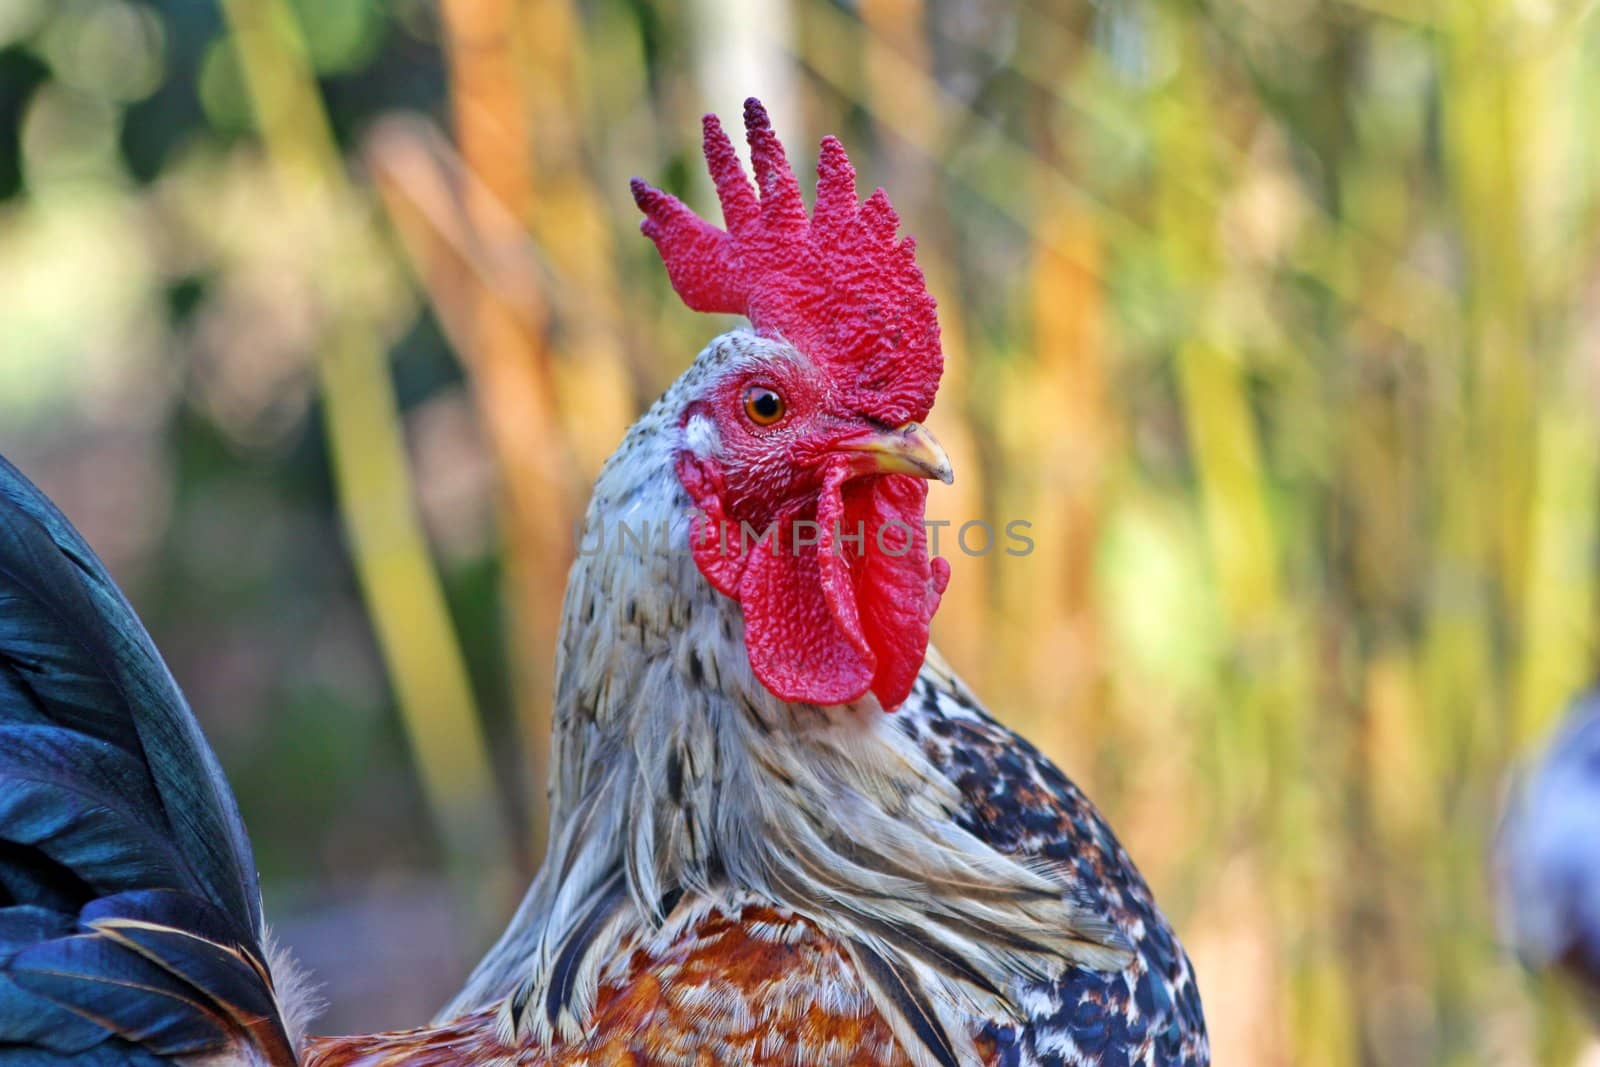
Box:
0, 100, 1207, 1066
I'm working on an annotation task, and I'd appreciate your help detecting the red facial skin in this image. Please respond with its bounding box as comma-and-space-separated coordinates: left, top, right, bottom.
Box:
675, 355, 950, 712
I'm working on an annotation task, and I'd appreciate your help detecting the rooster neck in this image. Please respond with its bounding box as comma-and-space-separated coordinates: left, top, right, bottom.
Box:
536, 367, 903, 912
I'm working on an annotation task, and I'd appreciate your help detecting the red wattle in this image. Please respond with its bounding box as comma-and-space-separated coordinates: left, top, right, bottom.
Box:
738, 503, 876, 706
680, 452, 944, 712
821, 470, 945, 711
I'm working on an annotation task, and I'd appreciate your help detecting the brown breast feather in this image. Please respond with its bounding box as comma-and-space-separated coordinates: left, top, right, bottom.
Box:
302, 903, 991, 1066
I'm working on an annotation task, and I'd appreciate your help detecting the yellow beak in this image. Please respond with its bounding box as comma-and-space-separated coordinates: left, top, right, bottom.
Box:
834, 422, 954, 484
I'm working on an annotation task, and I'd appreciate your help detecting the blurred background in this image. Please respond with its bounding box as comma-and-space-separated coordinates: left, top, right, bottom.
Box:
0, 0, 1596, 1062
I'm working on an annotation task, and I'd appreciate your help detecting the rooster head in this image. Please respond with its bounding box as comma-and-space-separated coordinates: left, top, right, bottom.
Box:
632, 99, 950, 712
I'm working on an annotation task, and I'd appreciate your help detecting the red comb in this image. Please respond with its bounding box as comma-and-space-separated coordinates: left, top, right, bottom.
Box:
631, 98, 942, 426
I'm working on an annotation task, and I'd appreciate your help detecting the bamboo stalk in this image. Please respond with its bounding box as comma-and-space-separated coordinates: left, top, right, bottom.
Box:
1017, 204, 1116, 782
512, 0, 636, 480
218, 0, 510, 898
429, 0, 584, 862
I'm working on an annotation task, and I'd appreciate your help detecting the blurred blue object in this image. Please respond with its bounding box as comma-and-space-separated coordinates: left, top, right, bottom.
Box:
1499, 692, 1600, 1012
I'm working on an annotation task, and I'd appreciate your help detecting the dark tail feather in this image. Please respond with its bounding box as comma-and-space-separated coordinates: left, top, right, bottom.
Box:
0, 457, 300, 1064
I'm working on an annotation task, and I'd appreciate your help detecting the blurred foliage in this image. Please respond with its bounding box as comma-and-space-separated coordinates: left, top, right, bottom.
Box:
1, 0, 1598, 1061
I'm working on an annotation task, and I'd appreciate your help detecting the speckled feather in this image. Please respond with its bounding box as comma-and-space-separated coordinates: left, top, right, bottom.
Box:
900, 662, 1208, 1067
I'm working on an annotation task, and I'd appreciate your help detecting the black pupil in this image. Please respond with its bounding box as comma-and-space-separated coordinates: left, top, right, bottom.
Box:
752, 391, 780, 419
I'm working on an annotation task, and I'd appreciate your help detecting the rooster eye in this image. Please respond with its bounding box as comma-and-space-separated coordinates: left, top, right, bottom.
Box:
742, 386, 786, 426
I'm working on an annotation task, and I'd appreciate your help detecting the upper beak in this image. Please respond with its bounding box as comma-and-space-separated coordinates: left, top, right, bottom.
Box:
833, 422, 954, 485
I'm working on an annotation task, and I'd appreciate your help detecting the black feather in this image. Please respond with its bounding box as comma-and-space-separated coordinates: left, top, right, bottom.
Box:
0, 457, 295, 1065
0, 462, 259, 924
851, 914, 1002, 998
0, 842, 95, 912
0, 1044, 165, 1066
545, 873, 628, 1027
10, 935, 232, 1054
850, 938, 962, 1067
0, 966, 111, 1053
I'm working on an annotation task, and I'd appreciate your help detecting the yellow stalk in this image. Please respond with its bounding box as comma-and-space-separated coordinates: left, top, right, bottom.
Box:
219, 0, 510, 893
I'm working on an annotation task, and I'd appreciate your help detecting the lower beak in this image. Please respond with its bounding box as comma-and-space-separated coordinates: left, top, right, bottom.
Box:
834, 422, 954, 484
